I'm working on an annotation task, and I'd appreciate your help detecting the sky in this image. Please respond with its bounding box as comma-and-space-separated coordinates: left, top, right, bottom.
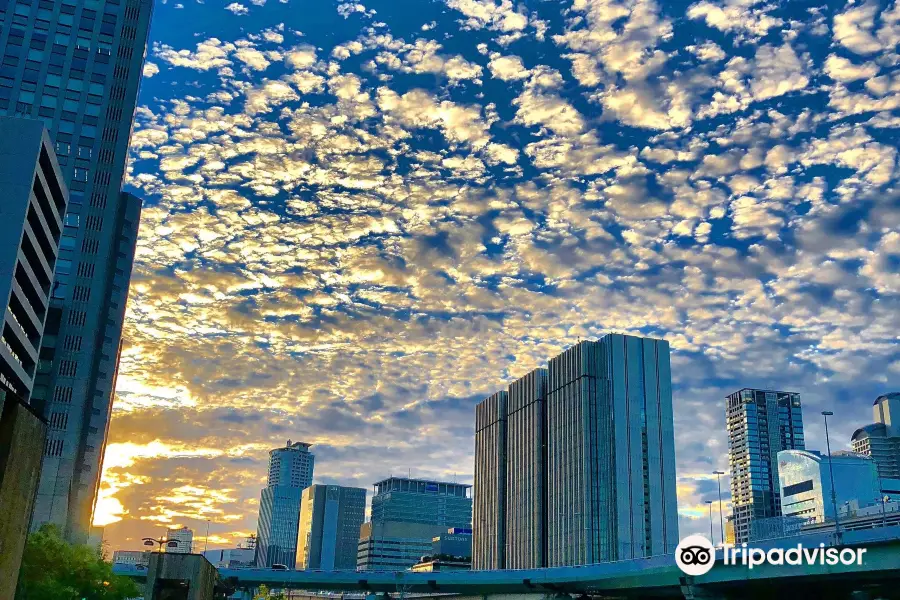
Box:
97, 0, 900, 554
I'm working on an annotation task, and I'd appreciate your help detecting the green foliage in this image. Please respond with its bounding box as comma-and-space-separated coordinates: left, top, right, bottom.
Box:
253, 584, 287, 600
16, 524, 141, 600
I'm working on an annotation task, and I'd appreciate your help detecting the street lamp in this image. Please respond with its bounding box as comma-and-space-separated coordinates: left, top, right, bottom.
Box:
713, 470, 726, 545
705, 500, 714, 544
143, 536, 179, 553
821, 411, 842, 543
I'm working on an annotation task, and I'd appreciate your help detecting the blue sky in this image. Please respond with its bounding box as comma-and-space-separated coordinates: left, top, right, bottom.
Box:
98, 0, 900, 552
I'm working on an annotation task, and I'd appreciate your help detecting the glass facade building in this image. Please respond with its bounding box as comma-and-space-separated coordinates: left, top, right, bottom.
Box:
358, 477, 472, 571
777, 449, 880, 524
726, 388, 804, 544
505, 368, 547, 569
546, 334, 679, 566
472, 390, 507, 570
852, 393, 900, 479
254, 440, 314, 568
0, 0, 153, 542
297, 484, 366, 570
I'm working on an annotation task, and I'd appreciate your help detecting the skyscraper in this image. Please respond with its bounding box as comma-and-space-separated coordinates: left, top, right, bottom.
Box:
255, 440, 314, 568
297, 484, 366, 570
165, 525, 193, 554
472, 334, 679, 569
851, 393, 900, 479
505, 368, 547, 569
472, 391, 507, 570
546, 334, 679, 565
726, 388, 805, 544
357, 477, 472, 571
0, 0, 154, 543
0, 115, 68, 600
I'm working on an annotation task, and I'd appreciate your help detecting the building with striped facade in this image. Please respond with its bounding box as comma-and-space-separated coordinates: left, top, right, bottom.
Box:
472, 390, 507, 570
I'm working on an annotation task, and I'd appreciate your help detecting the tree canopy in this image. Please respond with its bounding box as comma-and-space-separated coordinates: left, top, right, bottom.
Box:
16, 524, 141, 600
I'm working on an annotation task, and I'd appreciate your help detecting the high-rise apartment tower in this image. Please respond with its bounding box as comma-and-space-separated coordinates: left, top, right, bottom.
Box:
0, 0, 154, 542
297, 484, 366, 570
726, 388, 804, 544
852, 393, 900, 479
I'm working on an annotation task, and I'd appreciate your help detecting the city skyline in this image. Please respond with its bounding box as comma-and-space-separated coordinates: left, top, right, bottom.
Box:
77, 0, 899, 558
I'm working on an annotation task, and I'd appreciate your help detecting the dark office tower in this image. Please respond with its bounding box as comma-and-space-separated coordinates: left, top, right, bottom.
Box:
726, 388, 804, 544
546, 334, 679, 566
472, 390, 507, 570
0, 0, 154, 542
0, 116, 67, 600
297, 485, 366, 570
505, 368, 547, 569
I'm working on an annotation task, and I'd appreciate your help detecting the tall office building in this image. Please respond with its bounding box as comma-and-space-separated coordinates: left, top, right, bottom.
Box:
546, 334, 679, 566
0, 0, 154, 543
473, 391, 507, 570
505, 368, 547, 569
726, 387, 805, 544
255, 440, 314, 568
852, 393, 900, 479
0, 116, 67, 600
357, 477, 472, 571
297, 484, 366, 570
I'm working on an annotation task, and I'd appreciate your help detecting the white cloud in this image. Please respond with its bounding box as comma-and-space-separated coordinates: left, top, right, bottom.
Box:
823, 54, 880, 82
143, 62, 160, 77
446, 0, 528, 32
833, 2, 882, 54
225, 2, 248, 15
234, 47, 270, 71
487, 54, 529, 81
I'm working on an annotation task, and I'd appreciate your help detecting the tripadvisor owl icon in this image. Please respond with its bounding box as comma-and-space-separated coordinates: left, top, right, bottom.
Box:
676, 535, 715, 576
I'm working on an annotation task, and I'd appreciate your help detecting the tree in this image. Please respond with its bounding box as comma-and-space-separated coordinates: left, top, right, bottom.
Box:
16, 524, 141, 600
253, 585, 287, 600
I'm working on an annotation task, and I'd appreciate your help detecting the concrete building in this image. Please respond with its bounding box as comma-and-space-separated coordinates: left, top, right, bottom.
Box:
358, 477, 472, 571
297, 484, 366, 570
112, 549, 151, 567
506, 368, 547, 569
411, 556, 471, 572
0, 116, 67, 600
166, 526, 194, 554
473, 391, 507, 570
0, 0, 156, 544
255, 440, 314, 568
777, 449, 881, 525
852, 393, 900, 480
726, 388, 805, 544
545, 335, 679, 565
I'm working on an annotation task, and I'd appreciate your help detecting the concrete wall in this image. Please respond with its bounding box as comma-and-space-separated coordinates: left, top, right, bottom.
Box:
0, 389, 48, 600
145, 553, 218, 600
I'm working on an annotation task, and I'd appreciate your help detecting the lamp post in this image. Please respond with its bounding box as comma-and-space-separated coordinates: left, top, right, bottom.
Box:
705, 500, 714, 544
821, 411, 842, 543
143, 536, 179, 553
713, 470, 725, 545
204, 519, 210, 553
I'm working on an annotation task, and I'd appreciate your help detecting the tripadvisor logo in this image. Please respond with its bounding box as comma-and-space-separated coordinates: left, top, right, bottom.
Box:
675, 534, 868, 575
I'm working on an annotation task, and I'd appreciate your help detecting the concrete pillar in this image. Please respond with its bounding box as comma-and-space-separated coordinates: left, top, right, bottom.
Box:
0, 390, 47, 600
145, 552, 218, 600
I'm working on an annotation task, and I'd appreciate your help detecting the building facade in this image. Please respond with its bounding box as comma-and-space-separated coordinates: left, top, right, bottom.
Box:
545, 335, 679, 566
726, 388, 804, 544
777, 449, 880, 525
431, 528, 472, 558
358, 476, 472, 571
166, 526, 193, 554
112, 549, 150, 566
505, 368, 547, 569
852, 393, 900, 480
0, 117, 67, 400
0, 0, 155, 543
0, 116, 67, 600
202, 547, 255, 569
255, 440, 314, 568
297, 484, 366, 570
473, 391, 507, 570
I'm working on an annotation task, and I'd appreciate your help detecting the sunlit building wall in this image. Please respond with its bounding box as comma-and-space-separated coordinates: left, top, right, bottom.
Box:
852, 393, 900, 480
297, 484, 366, 570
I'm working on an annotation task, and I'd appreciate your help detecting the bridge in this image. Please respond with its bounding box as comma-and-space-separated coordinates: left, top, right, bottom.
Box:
116, 526, 900, 599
